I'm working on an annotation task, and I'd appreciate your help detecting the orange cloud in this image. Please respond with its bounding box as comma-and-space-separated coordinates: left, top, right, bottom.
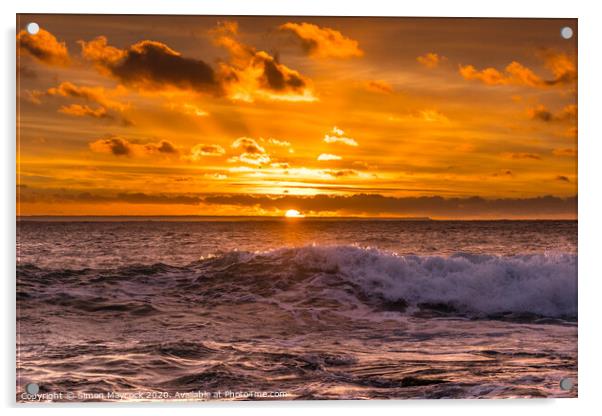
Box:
17, 29, 70, 66
165, 102, 209, 117
212, 21, 316, 103
460, 51, 576, 88
317, 153, 342, 161
231, 137, 266, 154
59, 104, 111, 119
267, 138, 292, 148
541, 50, 577, 86
460, 62, 541, 87
323, 127, 358, 146
189, 144, 226, 159
417, 52, 444, 68
229, 137, 271, 166
32, 82, 132, 125
45, 82, 128, 112
279, 22, 363, 59
229, 153, 271, 166
78, 23, 316, 103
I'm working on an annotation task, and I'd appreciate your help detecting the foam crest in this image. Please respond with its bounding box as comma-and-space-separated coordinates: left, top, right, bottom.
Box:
255, 245, 577, 318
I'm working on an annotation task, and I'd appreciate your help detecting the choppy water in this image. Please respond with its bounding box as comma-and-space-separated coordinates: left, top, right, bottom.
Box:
16, 219, 578, 401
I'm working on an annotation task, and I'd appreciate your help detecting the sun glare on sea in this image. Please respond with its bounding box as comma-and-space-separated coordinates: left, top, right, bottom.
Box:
285, 209, 305, 218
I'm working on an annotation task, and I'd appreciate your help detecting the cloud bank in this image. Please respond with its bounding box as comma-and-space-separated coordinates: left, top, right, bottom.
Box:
19, 187, 577, 219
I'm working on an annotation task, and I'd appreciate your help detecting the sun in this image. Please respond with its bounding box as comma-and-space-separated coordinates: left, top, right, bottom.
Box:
284, 209, 305, 218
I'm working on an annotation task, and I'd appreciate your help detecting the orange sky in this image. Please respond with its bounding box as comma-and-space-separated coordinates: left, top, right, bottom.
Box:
17, 15, 577, 219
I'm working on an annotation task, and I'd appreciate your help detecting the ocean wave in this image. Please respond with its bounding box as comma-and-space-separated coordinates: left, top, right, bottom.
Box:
17, 245, 577, 320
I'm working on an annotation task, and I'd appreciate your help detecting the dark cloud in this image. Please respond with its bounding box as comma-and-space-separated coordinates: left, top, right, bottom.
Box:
80, 37, 220, 93
89, 136, 178, 157
116, 192, 201, 205
231, 137, 265, 154
79, 25, 314, 102
528, 104, 577, 122
155, 140, 178, 154
262, 58, 305, 91
89, 137, 132, 156
528, 106, 554, 122
556, 175, 570, 183
19, 187, 201, 205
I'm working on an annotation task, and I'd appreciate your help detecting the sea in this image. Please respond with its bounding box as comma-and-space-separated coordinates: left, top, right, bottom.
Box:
16, 218, 578, 401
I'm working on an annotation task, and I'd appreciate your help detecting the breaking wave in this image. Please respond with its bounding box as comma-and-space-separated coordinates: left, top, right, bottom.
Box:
17, 245, 577, 320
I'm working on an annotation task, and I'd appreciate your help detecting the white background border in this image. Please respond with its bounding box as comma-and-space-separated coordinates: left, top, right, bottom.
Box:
2, 1, 601, 415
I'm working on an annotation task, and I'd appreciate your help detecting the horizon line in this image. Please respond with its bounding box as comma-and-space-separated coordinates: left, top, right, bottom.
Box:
16, 215, 577, 221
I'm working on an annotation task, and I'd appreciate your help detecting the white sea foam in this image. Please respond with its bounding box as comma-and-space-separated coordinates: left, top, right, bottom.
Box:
246, 245, 577, 318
